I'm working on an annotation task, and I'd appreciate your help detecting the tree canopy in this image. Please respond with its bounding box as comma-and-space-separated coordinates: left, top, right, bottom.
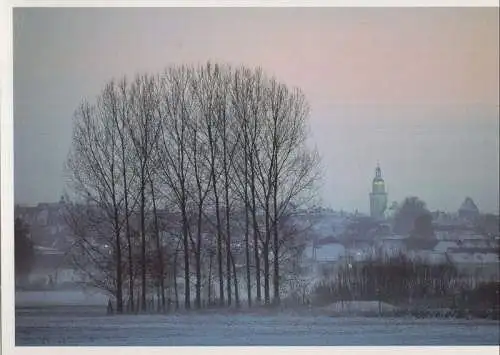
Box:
392, 196, 430, 235
412, 213, 434, 238
64, 62, 321, 312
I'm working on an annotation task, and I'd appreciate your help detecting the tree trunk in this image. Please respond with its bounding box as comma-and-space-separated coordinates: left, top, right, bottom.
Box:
113, 205, 124, 313
195, 205, 203, 309
110, 160, 123, 314
272, 165, 280, 305
119, 132, 134, 314
225, 198, 232, 307
208, 252, 213, 305
231, 250, 240, 308
181, 203, 191, 310
244, 191, 252, 308
174, 243, 179, 311
249, 155, 261, 303
243, 125, 252, 307
213, 177, 225, 307
263, 238, 270, 305
150, 175, 165, 312
140, 172, 147, 312
223, 127, 232, 307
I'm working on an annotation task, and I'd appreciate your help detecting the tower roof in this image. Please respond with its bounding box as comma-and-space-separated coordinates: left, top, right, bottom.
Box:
459, 197, 479, 213
373, 163, 384, 183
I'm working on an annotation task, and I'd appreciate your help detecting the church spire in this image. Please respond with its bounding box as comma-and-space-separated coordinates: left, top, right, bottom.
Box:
374, 162, 383, 181
375, 162, 382, 179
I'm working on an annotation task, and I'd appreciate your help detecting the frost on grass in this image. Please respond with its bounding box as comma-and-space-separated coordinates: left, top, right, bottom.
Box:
16, 306, 500, 346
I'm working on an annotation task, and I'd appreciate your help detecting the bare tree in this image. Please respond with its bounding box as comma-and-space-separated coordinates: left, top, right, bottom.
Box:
185, 71, 215, 309
267, 83, 320, 304
230, 66, 255, 307
156, 66, 194, 310
112, 78, 140, 312
65, 93, 127, 312
126, 74, 163, 311
191, 63, 226, 306
233, 73, 321, 305
147, 165, 166, 311
247, 69, 266, 305
217, 66, 244, 307
64, 202, 118, 297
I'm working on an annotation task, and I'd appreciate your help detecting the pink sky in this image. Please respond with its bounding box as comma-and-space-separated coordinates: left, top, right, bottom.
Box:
14, 7, 500, 212
62, 7, 499, 106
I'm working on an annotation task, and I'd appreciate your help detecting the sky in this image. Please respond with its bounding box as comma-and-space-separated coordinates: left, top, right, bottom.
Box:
13, 7, 500, 214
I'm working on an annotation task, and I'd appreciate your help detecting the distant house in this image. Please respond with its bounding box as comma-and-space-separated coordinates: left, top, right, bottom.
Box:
458, 197, 480, 220
302, 239, 346, 277
433, 240, 459, 253
458, 238, 494, 249
19, 246, 83, 289
408, 250, 448, 265
404, 235, 439, 251
446, 249, 499, 282
384, 201, 399, 219
434, 224, 482, 241
374, 234, 407, 257
313, 243, 346, 263
15, 202, 73, 250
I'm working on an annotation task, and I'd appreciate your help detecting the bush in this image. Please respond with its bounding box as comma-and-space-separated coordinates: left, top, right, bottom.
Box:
312, 253, 462, 307
457, 282, 500, 319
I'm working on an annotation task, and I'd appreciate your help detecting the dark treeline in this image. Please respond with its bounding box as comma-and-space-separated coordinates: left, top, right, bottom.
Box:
15, 217, 35, 282
63, 62, 320, 314
313, 253, 460, 306
311, 252, 499, 318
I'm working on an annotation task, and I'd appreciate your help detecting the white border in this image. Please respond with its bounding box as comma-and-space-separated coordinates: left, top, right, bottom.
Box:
1, 0, 14, 354
2, 2, 499, 355
5, 347, 500, 355
4, 0, 500, 7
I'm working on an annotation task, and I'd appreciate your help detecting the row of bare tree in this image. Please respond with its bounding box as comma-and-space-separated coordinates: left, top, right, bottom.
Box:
64, 62, 320, 314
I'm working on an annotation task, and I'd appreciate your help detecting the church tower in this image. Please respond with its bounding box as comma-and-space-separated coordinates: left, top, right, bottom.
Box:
369, 163, 388, 220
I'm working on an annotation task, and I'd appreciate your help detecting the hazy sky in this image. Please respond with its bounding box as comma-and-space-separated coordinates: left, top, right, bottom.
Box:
13, 7, 499, 213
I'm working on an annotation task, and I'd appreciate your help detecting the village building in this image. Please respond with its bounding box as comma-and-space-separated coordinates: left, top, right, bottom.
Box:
369, 164, 388, 221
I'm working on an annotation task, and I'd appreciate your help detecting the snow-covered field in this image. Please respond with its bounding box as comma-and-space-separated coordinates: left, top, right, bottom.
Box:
16, 290, 108, 306
16, 306, 500, 346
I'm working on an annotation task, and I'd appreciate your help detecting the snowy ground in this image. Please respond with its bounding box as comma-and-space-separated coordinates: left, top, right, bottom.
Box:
15, 289, 108, 306
16, 306, 500, 346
